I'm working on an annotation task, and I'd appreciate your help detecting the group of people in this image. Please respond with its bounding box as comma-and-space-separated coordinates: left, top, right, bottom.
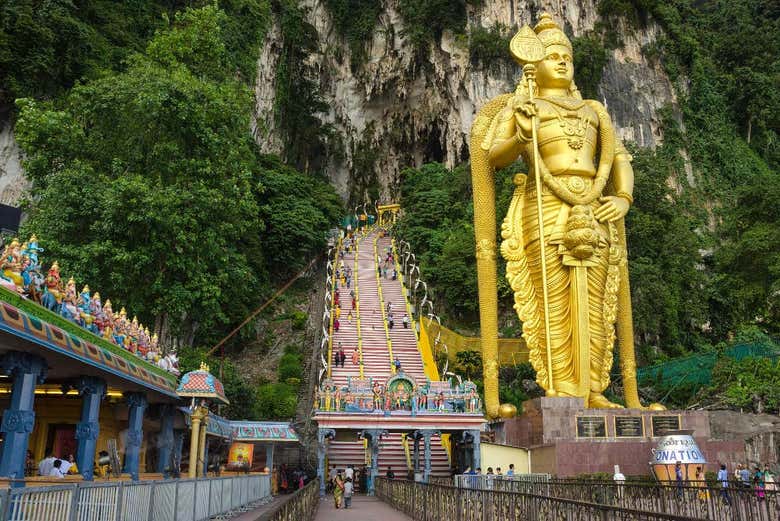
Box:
332, 289, 355, 333
271, 464, 308, 495
714, 462, 776, 504
331, 343, 359, 368
33, 452, 78, 478
329, 465, 360, 509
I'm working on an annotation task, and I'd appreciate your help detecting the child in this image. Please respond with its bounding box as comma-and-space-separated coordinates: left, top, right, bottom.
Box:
344, 477, 353, 508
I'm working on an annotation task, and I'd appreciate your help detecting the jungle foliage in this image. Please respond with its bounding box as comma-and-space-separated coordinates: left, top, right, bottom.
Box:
14, 6, 341, 350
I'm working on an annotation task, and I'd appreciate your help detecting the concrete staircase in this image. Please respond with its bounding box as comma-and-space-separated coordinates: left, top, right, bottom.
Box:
326, 230, 451, 479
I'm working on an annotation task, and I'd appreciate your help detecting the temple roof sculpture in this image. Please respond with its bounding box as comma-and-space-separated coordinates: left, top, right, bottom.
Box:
177, 362, 229, 404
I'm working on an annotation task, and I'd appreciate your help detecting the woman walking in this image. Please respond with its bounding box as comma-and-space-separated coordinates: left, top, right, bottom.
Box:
333, 471, 345, 508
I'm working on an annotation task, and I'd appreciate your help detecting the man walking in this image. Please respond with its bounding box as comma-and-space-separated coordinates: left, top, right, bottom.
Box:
718, 463, 731, 505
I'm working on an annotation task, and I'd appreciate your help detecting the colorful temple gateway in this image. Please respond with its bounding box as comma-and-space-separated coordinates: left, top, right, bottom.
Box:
0, 237, 299, 493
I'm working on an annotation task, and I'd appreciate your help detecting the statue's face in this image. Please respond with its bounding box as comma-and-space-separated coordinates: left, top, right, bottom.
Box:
535, 44, 574, 89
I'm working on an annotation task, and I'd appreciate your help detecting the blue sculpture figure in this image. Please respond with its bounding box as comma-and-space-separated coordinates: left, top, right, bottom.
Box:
60, 277, 80, 323
77, 285, 98, 333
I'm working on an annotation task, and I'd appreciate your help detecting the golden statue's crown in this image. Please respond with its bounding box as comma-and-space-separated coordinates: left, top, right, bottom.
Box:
93, 291, 100, 300
199, 361, 210, 372
534, 12, 572, 53
119, 307, 127, 316
81, 285, 90, 293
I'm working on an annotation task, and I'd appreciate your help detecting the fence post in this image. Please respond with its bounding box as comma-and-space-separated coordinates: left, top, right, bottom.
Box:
116, 481, 124, 521
147, 481, 155, 521
192, 479, 198, 520
173, 480, 179, 521
67, 484, 80, 521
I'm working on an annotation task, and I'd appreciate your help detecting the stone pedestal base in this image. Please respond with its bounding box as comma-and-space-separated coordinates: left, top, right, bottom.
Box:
488, 397, 745, 477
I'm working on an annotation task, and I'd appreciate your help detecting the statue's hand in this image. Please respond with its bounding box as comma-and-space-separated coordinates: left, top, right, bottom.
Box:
511, 99, 537, 141
595, 196, 630, 222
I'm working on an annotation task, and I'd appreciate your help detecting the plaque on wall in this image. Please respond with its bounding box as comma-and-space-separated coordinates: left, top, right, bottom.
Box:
614, 416, 644, 437
651, 415, 681, 437
576, 416, 607, 438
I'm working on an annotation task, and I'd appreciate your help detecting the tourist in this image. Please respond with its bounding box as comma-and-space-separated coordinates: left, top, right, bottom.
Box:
48, 459, 65, 478
335, 305, 341, 320
386, 466, 395, 479
392, 268, 397, 280
496, 467, 502, 476
393, 357, 402, 372
38, 452, 56, 476
345, 464, 354, 481
507, 464, 515, 477
351, 296, 356, 310
333, 472, 345, 508
347, 310, 353, 323
328, 467, 337, 494
613, 465, 626, 499
386, 302, 392, 314
66, 454, 78, 475
352, 349, 359, 365
25, 451, 35, 477
343, 477, 353, 508
717, 463, 731, 505
334, 318, 340, 332
739, 464, 751, 489
338, 347, 346, 368
402, 313, 409, 328
377, 265, 381, 277
754, 466, 766, 500
695, 466, 708, 503
674, 461, 684, 498
388, 314, 394, 329
764, 464, 776, 492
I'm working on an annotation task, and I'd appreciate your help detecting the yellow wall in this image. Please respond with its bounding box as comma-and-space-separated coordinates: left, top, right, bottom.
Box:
480, 442, 529, 474
421, 318, 528, 367
10, 396, 150, 472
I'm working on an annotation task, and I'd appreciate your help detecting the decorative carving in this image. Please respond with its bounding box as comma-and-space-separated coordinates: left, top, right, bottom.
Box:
0, 351, 47, 383
124, 392, 148, 410
126, 429, 143, 448
72, 376, 107, 398
75, 421, 100, 441
1, 409, 35, 433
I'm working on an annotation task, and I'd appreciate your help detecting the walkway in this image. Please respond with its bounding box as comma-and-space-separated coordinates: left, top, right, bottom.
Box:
315, 495, 412, 521
326, 229, 450, 477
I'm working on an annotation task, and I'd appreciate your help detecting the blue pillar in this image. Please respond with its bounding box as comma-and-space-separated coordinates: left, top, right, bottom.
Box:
265, 443, 274, 471
317, 429, 334, 497
123, 392, 147, 480
421, 430, 440, 483
173, 429, 185, 478
157, 405, 175, 476
470, 429, 481, 471
0, 352, 47, 485
73, 376, 106, 481
361, 429, 386, 496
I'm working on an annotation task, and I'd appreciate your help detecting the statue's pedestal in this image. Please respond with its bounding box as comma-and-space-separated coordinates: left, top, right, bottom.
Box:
487, 397, 744, 477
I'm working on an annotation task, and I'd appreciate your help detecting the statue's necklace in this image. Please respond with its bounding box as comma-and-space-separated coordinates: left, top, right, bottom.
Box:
545, 98, 589, 150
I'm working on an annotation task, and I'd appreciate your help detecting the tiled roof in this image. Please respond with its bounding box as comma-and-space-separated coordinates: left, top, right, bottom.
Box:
176, 367, 229, 404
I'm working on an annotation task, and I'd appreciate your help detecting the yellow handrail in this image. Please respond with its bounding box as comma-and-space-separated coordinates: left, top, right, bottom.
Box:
374, 231, 396, 374
354, 234, 364, 378
326, 237, 343, 378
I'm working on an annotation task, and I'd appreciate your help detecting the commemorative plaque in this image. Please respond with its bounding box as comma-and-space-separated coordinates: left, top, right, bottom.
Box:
614, 416, 644, 437
576, 416, 607, 438
651, 415, 681, 437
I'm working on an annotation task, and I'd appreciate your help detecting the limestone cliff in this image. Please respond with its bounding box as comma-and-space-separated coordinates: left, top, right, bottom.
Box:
253, 0, 676, 201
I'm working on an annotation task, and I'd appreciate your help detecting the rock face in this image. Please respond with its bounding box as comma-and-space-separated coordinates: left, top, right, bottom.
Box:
0, 112, 28, 206
709, 410, 780, 466
253, 0, 676, 201
0, 1, 677, 205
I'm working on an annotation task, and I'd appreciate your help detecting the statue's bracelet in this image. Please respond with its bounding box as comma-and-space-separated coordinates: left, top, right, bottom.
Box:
615, 191, 634, 204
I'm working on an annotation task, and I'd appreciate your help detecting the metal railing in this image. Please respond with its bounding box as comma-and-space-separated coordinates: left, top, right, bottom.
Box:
0, 474, 270, 521
256, 479, 318, 521
448, 476, 779, 521
376, 477, 716, 521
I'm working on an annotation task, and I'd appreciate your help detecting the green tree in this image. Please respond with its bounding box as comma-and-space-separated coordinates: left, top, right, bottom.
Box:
15, 6, 340, 347
455, 350, 482, 380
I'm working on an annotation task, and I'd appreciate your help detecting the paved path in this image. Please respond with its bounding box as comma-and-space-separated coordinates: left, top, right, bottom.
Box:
314, 495, 412, 521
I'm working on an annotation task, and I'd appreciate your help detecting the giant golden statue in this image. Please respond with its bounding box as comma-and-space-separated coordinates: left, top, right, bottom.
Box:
471, 14, 659, 417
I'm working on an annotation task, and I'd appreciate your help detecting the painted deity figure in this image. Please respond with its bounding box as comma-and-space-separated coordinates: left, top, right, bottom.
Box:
372, 382, 382, 410
60, 277, 80, 322
472, 13, 658, 413
77, 285, 96, 332
0, 239, 24, 290
42, 261, 64, 311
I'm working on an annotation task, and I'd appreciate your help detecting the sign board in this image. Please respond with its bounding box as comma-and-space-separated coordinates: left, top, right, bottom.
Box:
227, 442, 253, 471
614, 416, 644, 438
576, 416, 606, 438
651, 415, 681, 437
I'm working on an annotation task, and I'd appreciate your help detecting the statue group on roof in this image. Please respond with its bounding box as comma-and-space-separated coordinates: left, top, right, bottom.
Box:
0, 235, 178, 374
